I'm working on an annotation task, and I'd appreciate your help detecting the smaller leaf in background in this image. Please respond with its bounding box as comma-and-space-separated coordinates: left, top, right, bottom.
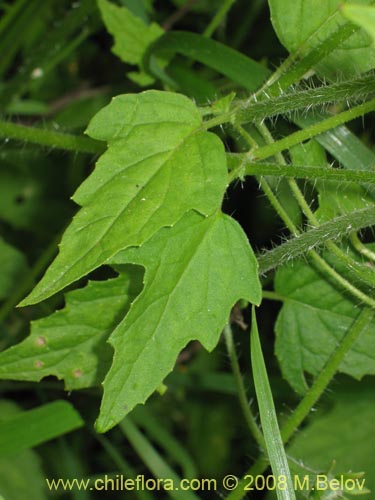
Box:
119, 0, 152, 23
250, 307, 296, 500
97, 211, 261, 432
146, 31, 270, 92
290, 138, 374, 222
293, 119, 375, 186
268, 0, 375, 79
342, 4, 375, 45
0, 238, 29, 300
274, 257, 375, 394
98, 0, 163, 85
21, 90, 228, 306
0, 268, 143, 389
0, 401, 47, 500
286, 385, 375, 497
0, 400, 83, 458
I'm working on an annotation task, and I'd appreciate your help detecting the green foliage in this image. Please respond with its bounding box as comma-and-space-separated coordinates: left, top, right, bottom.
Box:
342, 4, 375, 45
98, 0, 164, 85
0, 400, 83, 457
0, 268, 143, 389
99, 212, 260, 431
1, 0, 375, 498
251, 308, 295, 500
287, 385, 375, 497
275, 257, 375, 394
0, 402, 48, 500
0, 238, 28, 300
268, 0, 375, 78
22, 90, 228, 306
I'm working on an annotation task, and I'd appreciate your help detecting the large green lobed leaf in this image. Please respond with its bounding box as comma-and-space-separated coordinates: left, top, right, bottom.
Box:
97, 211, 261, 432
21, 91, 228, 306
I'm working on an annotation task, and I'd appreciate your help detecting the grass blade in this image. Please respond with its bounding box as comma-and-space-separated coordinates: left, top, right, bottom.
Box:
120, 417, 200, 500
250, 307, 296, 500
0, 400, 83, 457
145, 31, 269, 91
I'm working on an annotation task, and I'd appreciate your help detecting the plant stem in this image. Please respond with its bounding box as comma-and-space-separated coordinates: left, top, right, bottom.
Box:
234, 73, 375, 124
227, 158, 375, 184
204, 73, 375, 130
233, 125, 299, 235
0, 119, 104, 154
309, 251, 375, 308
203, 0, 236, 38
261, 290, 284, 301
228, 158, 375, 184
281, 307, 373, 441
350, 233, 375, 264
247, 98, 375, 162
226, 307, 373, 500
253, 122, 375, 309
259, 11, 362, 95
257, 206, 375, 274
223, 323, 265, 449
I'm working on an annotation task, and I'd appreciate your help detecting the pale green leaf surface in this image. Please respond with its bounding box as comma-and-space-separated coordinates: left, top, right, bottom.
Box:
98, 0, 163, 66
251, 308, 296, 500
0, 401, 47, 500
96, 211, 261, 431
0, 238, 29, 300
286, 386, 375, 496
268, 0, 375, 78
21, 91, 227, 306
0, 269, 142, 389
342, 4, 375, 45
274, 260, 375, 394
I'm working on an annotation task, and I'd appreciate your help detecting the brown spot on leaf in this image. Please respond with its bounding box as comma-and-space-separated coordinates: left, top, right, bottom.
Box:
73, 369, 83, 378
35, 336, 47, 347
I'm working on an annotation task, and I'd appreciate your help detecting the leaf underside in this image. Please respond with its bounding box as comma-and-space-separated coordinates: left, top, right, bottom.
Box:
97, 210, 261, 432
21, 90, 228, 306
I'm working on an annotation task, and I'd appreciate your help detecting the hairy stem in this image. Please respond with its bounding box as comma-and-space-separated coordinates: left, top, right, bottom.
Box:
235, 74, 374, 124
228, 158, 375, 184
0, 119, 104, 154
204, 74, 375, 130
247, 98, 375, 162
350, 233, 375, 264
257, 206, 375, 274
223, 324, 265, 449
